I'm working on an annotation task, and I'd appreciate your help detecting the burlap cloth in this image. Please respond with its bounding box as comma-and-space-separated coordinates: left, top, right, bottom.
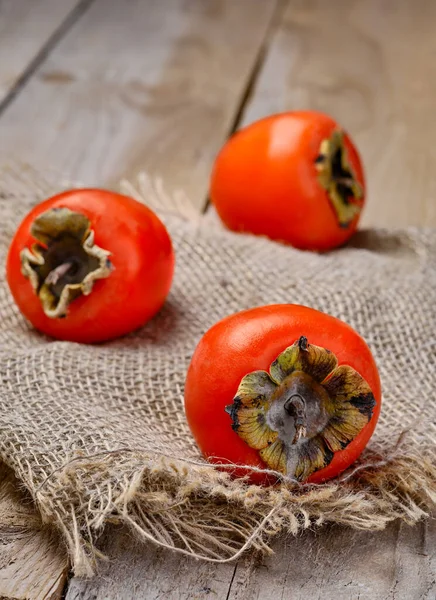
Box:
0, 164, 435, 576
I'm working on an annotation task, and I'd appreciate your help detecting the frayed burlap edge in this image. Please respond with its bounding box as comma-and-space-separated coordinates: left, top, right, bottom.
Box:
28, 441, 436, 577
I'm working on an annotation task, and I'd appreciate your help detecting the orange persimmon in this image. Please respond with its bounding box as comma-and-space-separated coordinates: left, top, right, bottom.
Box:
184, 305, 381, 484
210, 111, 365, 251
7, 189, 174, 343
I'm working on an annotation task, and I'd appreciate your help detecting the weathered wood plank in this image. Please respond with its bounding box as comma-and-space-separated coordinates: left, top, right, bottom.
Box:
226, 521, 436, 600
0, 463, 69, 600
66, 527, 236, 600
0, 0, 279, 211
66, 521, 436, 600
0, 0, 86, 106
240, 0, 436, 228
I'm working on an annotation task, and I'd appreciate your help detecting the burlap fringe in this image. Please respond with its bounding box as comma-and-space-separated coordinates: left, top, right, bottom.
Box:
31, 447, 436, 577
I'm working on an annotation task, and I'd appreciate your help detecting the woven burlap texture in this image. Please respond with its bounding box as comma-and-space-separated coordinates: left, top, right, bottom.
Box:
0, 165, 435, 577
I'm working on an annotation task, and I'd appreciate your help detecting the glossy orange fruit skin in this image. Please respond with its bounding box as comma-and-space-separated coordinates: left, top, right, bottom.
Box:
210, 111, 365, 251
184, 305, 381, 485
7, 189, 175, 343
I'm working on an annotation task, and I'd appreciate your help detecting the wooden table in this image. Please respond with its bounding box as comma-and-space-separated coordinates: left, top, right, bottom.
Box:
0, 1, 435, 598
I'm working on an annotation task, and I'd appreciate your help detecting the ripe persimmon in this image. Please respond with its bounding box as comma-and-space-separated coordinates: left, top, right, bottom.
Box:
210, 111, 365, 251
7, 189, 174, 343
184, 305, 381, 484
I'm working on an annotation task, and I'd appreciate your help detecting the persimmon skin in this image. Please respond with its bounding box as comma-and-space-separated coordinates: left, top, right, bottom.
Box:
7, 189, 175, 343
210, 111, 365, 251
184, 305, 381, 485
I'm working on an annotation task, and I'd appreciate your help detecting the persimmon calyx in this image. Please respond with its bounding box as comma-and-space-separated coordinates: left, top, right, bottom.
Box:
315, 129, 363, 229
20, 207, 112, 318
225, 336, 376, 482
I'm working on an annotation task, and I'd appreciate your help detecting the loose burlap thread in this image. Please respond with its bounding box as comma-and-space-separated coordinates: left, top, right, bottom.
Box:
0, 164, 435, 576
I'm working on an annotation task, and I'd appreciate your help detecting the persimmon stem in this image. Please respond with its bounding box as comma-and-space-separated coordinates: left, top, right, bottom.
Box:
45, 261, 74, 286
284, 394, 307, 444
298, 336, 308, 351
334, 176, 355, 187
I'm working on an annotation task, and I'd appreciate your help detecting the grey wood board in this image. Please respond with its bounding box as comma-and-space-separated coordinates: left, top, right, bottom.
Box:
0, 0, 280, 211
239, 0, 436, 228
66, 520, 436, 599
0, 0, 84, 105
0, 463, 68, 600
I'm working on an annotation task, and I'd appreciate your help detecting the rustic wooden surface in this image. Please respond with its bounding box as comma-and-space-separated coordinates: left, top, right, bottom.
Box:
1, 0, 435, 598
0, 463, 68, 600
241, 0, 436, 229
0, 0, 85, 106
66, 521, 436, 600
0, 0, 279, 208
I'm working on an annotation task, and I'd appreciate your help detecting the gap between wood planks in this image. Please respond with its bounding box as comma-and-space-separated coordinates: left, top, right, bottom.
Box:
202, 0, 289, 216
225, 563, 239, 600
201, 4, 290, 596
0, 0, 95, 118
224, 0, 289, 151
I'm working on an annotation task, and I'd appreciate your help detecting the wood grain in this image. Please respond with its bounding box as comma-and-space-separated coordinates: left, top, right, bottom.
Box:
241, 0, 436, 228
66, 520, 436, 600
0, 0, 279, 211
227, 521, 436, 600
66, 526, 236, 600
0, 463, 68, 600
0, 0, 85, 106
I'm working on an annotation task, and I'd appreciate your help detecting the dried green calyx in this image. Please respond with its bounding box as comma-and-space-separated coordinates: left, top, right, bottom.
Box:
315, 129, 364, 228
225, 336, 376, 482
20, 207, 112, 318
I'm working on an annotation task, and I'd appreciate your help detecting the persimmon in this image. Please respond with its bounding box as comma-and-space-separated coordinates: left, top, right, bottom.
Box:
210, 111, 365, 251
184, 305, 381, 484
7, 189, 174, 343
